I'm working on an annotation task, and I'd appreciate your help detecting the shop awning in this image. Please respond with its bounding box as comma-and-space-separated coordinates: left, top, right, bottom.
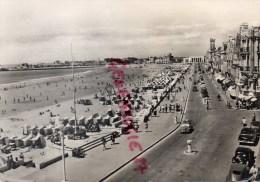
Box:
223, 78, 232, 84
229, 89, 237, 97
239, 76, 248, 84
216, 75, 226, 81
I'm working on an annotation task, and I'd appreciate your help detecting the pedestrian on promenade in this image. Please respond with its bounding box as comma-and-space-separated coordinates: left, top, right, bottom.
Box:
236, 101, 239, 110
165, 104, 168, 113
169, 104, 172, 113
180, 105, 183, 114
110, 134, 115, 145
241, 117, 247, 127
145, 122, 148, 132
161, 105, 165, 113
101, 137, 107, 151
206, 100, 209, 110
252, 113, 256, 122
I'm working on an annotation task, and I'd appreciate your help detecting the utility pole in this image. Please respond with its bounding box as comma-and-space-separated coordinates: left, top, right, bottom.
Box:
71, 44, 77, 135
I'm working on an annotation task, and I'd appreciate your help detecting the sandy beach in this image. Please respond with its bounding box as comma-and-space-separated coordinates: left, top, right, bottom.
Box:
0, 64, 165, 135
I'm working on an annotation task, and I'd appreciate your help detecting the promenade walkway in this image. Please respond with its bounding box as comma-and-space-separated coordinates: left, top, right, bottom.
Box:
2, 72, 193, 182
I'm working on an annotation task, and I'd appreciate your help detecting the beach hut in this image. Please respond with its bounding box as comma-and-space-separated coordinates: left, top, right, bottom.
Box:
59, 117, 69, 126
78, 116, 85, 125
30, 133, 46, 148
22, 125, 30, 135
50, 116, 60, 125
130, 98, 135, 105
0, 135, 7, 145
44, 124, 54, 135
85, 116, 94, 126
28, 125, 38, 135
102, 115, 111, 126
6, 135, 17, 146
37, 125, 46, 136
107, 108, 115, 117
14, 135, 27, 147
94, 116, 103, 125
69, 116, 76, 125
22, 133, 33, 147
111, 114, 120, 123
112, 96, 117, 102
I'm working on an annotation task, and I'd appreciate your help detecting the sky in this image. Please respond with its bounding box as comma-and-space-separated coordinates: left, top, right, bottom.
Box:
0, 0, 260, 65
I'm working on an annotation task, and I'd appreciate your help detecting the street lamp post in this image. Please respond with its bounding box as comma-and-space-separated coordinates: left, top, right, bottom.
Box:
60, 130, 68, 182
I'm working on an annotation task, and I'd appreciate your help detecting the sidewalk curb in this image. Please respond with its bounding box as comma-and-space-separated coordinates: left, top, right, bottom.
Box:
99, 72, 192, 182
99, 123, 181, 182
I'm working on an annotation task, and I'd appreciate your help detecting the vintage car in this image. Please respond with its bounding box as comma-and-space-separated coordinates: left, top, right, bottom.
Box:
226, 163, 251, 182
180, 120, 194, 134
201, 89, 209, 98
232, 147, 254, 168
192, 85, 198, 92
238, 128, 257, 145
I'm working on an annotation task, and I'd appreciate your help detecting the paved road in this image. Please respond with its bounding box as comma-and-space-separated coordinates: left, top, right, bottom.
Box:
107, 65, 260, 181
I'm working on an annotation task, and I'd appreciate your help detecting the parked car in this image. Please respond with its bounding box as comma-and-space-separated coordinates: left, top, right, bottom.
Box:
251, 121, 260, 136
226, 163, 251, 182
180, 120, 194, 134
232, 147, 254, 168
238, 128, 257, 145
192, 85, 198, 92
201, 89, 209, 98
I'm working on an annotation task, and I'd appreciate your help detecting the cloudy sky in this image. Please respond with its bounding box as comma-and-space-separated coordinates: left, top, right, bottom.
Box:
0, 0, 260, 64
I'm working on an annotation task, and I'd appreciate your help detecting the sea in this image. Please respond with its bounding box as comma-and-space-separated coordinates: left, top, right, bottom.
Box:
0, 67, 94, 84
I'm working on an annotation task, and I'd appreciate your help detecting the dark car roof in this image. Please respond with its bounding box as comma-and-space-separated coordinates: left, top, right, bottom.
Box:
251, 121, 260, 126
241, 128, 255, 133
236, 147, 253, 153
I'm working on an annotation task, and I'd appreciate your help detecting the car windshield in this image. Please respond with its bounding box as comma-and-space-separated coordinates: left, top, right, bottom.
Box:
241, 130, 253, 135
233, 170, 242, 175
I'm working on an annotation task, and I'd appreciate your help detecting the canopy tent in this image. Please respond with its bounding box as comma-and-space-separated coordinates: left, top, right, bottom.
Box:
22, 133, 33, 147
65, 123, 72, 128
227, 86, 236, 92
238, 94, 252, 100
